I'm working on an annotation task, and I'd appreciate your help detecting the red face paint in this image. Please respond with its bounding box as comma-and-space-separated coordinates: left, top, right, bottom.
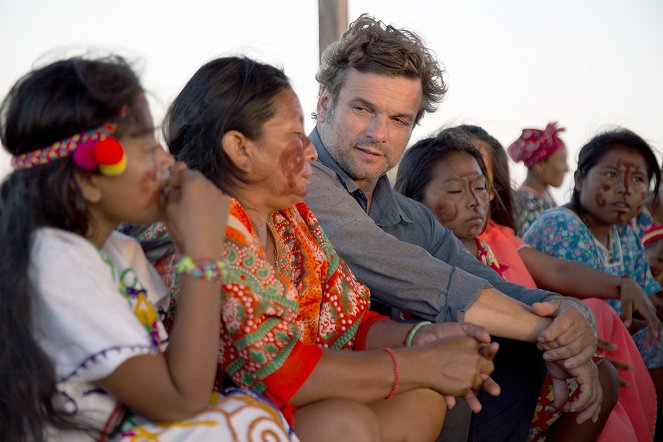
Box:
616, 159, 643, 195
594, 189, 608, 208
435, 201, 458, 224
279, 136, 307, 198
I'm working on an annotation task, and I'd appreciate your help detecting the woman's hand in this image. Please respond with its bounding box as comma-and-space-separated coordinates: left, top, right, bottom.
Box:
416, 336, 500, 413
619, 277, 661, 347
545, 359, 602, 424
161, 163, 230, 258
597, 339, 631, 387
411, 322, 492, 347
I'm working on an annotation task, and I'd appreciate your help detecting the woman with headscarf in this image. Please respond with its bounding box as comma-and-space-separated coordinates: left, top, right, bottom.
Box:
509, 122, 569, 235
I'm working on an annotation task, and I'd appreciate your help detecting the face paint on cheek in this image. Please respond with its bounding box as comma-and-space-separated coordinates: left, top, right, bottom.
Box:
435, 201, 458, 224
594, 189, 607, 208
279, 139, 306, 197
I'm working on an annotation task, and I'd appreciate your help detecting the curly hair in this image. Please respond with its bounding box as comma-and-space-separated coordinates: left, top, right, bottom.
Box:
316, 14, 447, 124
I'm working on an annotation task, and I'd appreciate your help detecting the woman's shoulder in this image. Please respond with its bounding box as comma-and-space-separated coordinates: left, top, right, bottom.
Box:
534, 206, 578, 224
523, 207, 586, 244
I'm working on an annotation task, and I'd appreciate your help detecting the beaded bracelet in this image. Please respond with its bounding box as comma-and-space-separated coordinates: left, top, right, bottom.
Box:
405, 321, 432, 347
381, 347, 400, 400
176, 255, 227, 281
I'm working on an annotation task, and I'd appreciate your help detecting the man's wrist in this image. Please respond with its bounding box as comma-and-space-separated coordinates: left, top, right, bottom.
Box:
543, 294, 598, 337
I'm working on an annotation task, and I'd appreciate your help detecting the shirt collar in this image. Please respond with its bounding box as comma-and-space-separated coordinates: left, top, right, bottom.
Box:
309, 127, 412, 226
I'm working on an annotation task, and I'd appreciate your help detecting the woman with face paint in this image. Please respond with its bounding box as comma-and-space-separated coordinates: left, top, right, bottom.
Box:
523, 128, 663, 439
130, 56, 502, 442
508, 122, 570, 236
396, 126, 659, 441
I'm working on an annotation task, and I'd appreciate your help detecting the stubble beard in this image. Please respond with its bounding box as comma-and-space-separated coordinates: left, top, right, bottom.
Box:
319, 119, 394, 184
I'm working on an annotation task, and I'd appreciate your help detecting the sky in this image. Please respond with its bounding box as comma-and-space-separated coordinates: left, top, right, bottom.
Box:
1, 0, 662, 203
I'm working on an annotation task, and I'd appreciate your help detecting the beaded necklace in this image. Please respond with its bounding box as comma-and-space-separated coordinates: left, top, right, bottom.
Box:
98, 250, 162, 349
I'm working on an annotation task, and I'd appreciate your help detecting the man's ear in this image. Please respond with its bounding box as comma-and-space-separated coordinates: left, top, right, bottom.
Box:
74, 171, 103, 204
316, 87, 332, 123
221, 130, 252, 173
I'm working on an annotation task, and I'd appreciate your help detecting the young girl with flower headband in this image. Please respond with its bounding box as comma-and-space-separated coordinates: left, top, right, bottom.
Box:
508, 122, 570, 235
0, 56, 296, 441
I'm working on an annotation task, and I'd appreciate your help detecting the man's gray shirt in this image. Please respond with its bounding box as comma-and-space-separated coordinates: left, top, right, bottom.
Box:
305, 128, 590, 325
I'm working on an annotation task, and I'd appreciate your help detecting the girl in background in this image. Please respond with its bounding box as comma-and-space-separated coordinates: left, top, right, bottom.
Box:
508, 122, 569, 235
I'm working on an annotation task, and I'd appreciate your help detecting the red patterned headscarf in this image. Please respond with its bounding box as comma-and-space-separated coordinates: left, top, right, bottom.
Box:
508, 122, 566, 168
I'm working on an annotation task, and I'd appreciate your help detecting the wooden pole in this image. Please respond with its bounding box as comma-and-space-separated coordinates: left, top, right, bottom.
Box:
318, 0, 348, 61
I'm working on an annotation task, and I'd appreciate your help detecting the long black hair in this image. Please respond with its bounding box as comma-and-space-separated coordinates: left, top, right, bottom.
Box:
164, 56, 291, 194
0, 55, 143, 441
456, 124, 517, 230
571, 128, 661, 213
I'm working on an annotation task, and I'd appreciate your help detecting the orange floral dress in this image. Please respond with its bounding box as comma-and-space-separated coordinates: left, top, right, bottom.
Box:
148, 199, 385, 424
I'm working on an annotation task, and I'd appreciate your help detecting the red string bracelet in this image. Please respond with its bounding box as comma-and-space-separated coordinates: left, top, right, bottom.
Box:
381, 347, 400, 400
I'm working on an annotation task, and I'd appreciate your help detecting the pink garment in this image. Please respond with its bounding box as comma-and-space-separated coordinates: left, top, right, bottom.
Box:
584, 298, 656, 442
479, 221, 537, 289
479, 221, 656, 442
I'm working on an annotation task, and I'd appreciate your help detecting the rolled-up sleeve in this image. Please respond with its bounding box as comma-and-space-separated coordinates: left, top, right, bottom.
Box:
306, 161, 556, 323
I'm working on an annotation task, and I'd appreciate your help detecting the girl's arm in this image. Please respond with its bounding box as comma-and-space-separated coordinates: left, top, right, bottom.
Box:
521, 246, 621, 298
97, 167, 230, 422
520, 246, 660, 335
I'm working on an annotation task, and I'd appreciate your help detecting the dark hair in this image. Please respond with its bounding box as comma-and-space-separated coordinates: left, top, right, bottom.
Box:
164, 56, 291, 194
316, 14, 447, 124
571, 128, 661, 212
456, 124, 517, 230
0, 55, 143, 441
395, 128, 488, 203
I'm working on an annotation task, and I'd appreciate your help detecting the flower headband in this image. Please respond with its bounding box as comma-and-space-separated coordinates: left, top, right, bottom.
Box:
11, 108, 128, 176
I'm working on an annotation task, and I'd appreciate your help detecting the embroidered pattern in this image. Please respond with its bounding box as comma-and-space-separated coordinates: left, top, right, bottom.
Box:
145, 199, 371, 399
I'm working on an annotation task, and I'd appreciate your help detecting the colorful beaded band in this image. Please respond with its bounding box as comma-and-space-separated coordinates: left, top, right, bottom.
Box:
381, 347, 400, 400
176, 255, 227, 281
11, 108, 128, 176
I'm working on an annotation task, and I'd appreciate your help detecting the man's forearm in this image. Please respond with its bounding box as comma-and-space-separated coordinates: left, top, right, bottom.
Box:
465, 287, 552, 341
